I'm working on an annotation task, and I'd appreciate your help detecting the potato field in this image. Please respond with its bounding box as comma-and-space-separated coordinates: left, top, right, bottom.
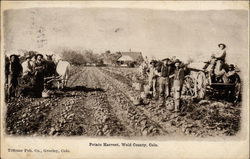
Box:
5, 66, 241, 137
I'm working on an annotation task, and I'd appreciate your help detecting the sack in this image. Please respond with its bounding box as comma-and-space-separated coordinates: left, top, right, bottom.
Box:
42, 90, 51, 98
133, 97, 143, 106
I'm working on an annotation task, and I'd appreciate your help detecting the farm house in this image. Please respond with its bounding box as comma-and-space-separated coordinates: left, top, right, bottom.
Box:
117, 51, 143, 67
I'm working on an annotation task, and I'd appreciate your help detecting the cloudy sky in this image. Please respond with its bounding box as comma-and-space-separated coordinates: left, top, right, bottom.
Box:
3, 8, 248, 66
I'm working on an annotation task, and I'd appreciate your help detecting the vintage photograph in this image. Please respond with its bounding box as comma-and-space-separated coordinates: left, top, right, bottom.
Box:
2, 3, 248, 139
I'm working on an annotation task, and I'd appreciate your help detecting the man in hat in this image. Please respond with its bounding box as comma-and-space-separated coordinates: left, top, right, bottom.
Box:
159, 58, 174, 103
215, 43, 226, 61
33, 54, 46, 97
203, 43, 227, 82
172, 59, 185, 112
147, 60, 159, 98
224, 64, 239, 84
6, 54, 23, 99
213, 43, 227, 82
204, 43, 227, 65
22, 54, 34, 77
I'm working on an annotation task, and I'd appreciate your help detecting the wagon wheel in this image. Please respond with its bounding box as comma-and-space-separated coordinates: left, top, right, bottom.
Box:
196, 71, 207, 99
182, 75, 195, 96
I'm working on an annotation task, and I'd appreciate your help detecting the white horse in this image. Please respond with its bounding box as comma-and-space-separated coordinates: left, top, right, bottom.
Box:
56, 60, 71, 89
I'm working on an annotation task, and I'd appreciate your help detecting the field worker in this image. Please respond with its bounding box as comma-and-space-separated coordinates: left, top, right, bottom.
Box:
139, 60, 148, 79
154, 61, 162, 99
31, 55, 36, 67
33, 54, 46, 97
22, 54, 34, 77
148, 60, 159, 98
173, 59, 185, 112
6, 54, 23, 99
223, 64, 239, 84
159, 58, 173, 102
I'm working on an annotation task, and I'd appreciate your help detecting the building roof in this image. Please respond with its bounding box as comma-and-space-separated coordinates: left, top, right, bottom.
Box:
117, 55, 134, 61
117, 51, 143, 62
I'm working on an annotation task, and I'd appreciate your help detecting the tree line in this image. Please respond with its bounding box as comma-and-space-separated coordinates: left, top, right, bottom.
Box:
61, 49, 121, 66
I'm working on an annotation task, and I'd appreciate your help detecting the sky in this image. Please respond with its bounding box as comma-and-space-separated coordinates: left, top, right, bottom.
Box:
3, 8, 248, 67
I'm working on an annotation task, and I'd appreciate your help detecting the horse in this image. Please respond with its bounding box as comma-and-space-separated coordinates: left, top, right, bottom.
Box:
43, 55, 71, 89
44, 54, 57, 77
56, 60, 71, 89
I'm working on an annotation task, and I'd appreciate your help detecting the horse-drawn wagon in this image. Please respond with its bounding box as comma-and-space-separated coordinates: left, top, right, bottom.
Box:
18, 62, 70, 98
182, 62, 241, 102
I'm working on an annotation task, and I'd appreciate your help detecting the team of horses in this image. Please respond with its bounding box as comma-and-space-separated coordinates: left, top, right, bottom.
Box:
5, 54, 71, 98
43, 55, 71, 89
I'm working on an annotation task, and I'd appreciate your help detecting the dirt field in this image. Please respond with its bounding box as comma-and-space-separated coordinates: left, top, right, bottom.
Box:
5, 66, 241, 137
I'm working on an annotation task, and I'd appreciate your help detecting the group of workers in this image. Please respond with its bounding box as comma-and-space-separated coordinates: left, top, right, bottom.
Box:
145, 57, 185, 112
5, 43, 239, 106
141, 43, 240, 112
5, 53, 48, 99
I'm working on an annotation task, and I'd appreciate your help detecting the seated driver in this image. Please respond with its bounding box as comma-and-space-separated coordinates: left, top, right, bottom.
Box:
203, 43, 227, 83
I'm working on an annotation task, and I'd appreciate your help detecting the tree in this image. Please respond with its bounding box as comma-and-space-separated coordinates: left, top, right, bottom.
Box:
61, 49, 86, 65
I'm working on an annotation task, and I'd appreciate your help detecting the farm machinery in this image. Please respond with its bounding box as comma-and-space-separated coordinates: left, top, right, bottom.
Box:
182, 62, 241, 102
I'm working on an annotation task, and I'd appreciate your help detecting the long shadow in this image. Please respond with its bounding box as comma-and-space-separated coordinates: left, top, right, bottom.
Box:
63, 85, 105, 93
